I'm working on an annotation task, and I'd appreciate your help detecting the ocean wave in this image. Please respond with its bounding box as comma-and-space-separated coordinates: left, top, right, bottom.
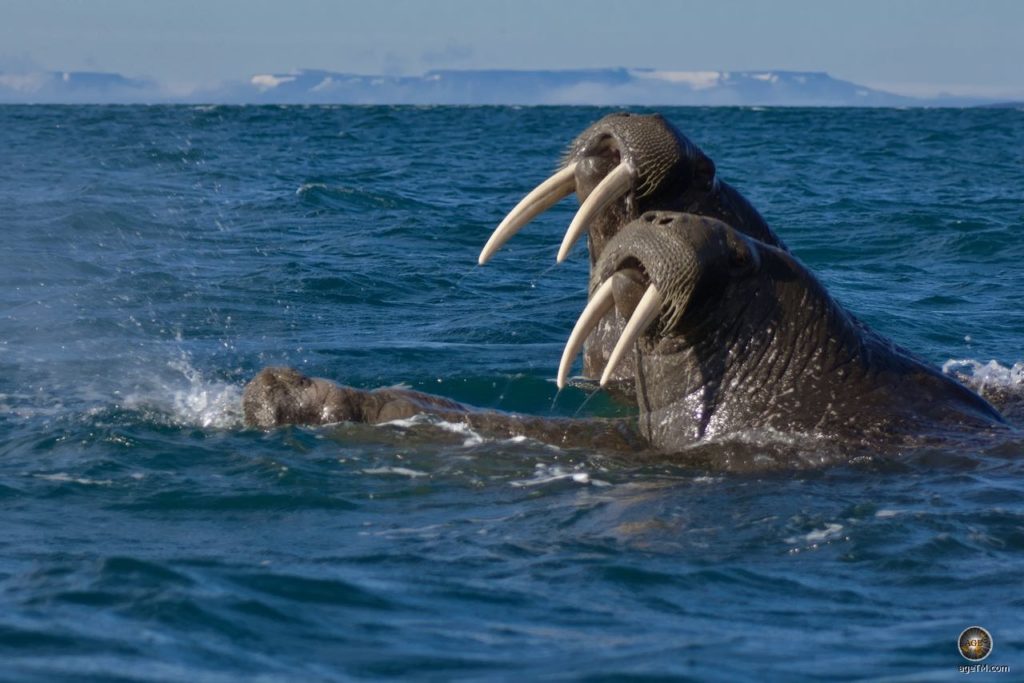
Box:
294, 182, 428, 210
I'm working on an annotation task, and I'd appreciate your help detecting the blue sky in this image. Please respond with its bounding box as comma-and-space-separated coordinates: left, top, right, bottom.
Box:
2, 0, 1022, 98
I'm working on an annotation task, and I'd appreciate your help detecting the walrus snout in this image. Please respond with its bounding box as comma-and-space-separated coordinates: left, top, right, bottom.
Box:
571, 113, 698, 198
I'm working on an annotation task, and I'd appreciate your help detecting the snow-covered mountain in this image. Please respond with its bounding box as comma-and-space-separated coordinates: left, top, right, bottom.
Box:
227, 68, 919, 106
0, 67, 998, 106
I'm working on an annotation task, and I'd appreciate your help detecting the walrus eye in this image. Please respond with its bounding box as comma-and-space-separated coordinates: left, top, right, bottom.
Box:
726, 235, 760, 276
728, 249, 751, 274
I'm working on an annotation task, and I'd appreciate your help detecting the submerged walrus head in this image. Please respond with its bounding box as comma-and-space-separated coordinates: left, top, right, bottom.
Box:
558, 212, 1003, 450
243, 366, 364, 428
479, 113, 782, 381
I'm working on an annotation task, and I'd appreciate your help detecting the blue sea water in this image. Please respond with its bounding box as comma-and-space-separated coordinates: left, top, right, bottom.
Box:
1, 104, 1023, 681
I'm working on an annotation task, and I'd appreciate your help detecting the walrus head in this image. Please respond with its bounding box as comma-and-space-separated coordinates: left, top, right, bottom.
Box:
243, 366, 365, 428
557, 211, 1002, 450
479, 113, 782, 382
479, 112, 781, 268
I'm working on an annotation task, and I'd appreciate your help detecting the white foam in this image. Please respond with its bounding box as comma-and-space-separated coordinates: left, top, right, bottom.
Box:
361, 467, 428, 478
804, 523, 844, 543
33, 472, 113, 486
436, 420, 485, 446
785, 522, 844, 546
943, 358, 1024, 389
379, 414, 484, 447
380, 416, 423, 429
510, 464, 610, 488
295, 182, 327, 195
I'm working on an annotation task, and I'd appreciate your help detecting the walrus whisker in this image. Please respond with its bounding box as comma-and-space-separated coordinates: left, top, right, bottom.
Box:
478, 163, 577, 265
600, 284, 662, 387
571, 383, 603, 419
557, 276, 618, 389
556, 162, 634, 264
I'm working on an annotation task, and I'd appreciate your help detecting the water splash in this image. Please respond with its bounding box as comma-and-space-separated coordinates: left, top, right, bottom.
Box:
121, 353, 244, 429
944, 359, 1024, 422
943, 358, 1024, 390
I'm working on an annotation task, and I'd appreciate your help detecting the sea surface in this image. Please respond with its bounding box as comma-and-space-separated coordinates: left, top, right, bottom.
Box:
1, 105, 1023, 681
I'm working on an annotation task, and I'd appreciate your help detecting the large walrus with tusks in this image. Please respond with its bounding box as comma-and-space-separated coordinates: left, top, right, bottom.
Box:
242, 114, 1010, 458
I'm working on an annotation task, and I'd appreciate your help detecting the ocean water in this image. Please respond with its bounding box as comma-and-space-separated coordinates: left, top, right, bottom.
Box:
1, 104, 1022, 681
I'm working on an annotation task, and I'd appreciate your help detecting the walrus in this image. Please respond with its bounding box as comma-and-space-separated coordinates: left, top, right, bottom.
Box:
577, 212, 1004, 446
243, 213, 1007, 455
242, 367, 646, 452
478, 112, 783, 383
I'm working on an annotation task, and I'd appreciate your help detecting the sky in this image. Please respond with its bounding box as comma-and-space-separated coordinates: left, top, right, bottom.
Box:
2, 0, 1023, 99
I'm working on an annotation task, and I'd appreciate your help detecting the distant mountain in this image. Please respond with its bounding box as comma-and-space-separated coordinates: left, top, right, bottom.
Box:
0, 67, 1000, 107
226, 68, 921, 107
977, 101, 1024, 109
0, 71, 157, 103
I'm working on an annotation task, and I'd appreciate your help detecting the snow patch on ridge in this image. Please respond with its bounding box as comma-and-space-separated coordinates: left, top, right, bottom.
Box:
251, 74, 297, 91
630, 69, 722, 90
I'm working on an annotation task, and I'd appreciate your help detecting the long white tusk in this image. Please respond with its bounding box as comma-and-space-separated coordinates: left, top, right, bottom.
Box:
478, 163, 577, 265
556, 276, 618, 389
600, 284, 662, 387
556, 162, 634, 264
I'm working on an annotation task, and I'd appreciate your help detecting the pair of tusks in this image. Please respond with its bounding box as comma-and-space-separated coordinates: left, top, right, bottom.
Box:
479, 159, 656, 388
557, 276, 663, 389
477, 161, 635, 265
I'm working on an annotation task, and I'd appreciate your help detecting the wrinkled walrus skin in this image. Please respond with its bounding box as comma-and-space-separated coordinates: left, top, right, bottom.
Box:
242, 114, 1010, 459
